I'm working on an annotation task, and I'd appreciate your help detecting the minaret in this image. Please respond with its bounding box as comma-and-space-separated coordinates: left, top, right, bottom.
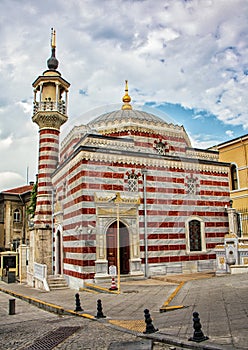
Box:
31, 29, 70, 270
32, 29, 70, 227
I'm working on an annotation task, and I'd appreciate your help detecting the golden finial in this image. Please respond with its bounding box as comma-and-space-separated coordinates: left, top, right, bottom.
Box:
47, 28, 59, 70
51, 28, 56, 49
121, 80, 132, 110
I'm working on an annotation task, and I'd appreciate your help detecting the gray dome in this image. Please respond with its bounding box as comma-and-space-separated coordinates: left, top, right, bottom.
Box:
87, 109, 167, 128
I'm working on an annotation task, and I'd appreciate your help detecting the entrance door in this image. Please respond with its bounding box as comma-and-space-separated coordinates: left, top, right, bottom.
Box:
106, 222, 117, 268
106, 221, 130, 274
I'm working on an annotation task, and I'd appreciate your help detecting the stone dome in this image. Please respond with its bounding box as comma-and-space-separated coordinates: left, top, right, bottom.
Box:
87, 108, 168, 129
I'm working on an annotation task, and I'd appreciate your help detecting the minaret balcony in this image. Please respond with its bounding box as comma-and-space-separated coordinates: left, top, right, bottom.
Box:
33, 101, 67, 116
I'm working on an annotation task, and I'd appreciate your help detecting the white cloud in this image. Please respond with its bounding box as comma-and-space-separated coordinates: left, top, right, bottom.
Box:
0, 0, 247, 189
0, 135, 13, 149
226, 130, 234, 138
0, 172, 25, 191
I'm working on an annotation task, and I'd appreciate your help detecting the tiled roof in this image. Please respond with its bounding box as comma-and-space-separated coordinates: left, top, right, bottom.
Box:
2, 185, 33, 195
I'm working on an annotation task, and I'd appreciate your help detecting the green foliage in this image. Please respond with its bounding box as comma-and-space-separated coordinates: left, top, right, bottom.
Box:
27, 182, 37, 218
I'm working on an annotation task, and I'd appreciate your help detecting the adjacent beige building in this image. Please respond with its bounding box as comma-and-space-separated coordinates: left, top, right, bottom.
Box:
0, 184, 33, 251
211, 134, 248, 209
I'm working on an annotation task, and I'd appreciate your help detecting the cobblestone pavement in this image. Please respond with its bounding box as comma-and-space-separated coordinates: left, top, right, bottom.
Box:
0, 292, 181, 350
1, 273, 248, 349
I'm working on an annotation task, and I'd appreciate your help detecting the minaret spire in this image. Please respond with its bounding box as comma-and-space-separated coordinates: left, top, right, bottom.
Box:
51, 27, 56, 48
121, 80, 132, 110
47, 28, 59, 70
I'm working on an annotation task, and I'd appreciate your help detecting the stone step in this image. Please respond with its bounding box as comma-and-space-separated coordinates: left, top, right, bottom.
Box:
47, 275, 69, 290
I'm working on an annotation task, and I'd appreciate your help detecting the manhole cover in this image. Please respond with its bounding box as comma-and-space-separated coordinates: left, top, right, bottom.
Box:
21, 326, 80, 350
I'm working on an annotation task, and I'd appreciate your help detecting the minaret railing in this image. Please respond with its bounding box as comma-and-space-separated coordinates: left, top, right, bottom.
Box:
33, 100, 66, 115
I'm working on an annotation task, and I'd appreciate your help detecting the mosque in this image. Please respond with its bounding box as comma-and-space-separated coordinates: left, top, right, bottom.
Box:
28, 30, 231, 289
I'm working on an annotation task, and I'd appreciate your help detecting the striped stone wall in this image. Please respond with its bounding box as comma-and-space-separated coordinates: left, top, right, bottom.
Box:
35, 128, 59, 226
52, 151, 230, 285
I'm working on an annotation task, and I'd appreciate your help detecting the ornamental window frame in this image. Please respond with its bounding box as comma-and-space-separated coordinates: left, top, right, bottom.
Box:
185, 216, 206, 253
153, 139, 169, 155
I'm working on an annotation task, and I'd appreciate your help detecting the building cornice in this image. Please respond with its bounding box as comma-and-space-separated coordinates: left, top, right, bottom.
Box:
54, 144, 230, 176
210, 133, 248, 150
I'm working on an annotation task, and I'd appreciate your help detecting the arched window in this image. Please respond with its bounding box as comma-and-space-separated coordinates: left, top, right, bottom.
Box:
230, 164, 238, 190
185, 217, 206, 253
13, 209, 21, 223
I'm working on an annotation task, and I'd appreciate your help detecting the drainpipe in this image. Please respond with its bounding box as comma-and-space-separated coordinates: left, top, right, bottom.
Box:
18, 194, 26, 244
141, 168, 148, 278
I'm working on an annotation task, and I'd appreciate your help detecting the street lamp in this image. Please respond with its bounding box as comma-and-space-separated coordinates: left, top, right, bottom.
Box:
141, 168, 148, 278
116, 200, 120, 292
109, 192, 121, 293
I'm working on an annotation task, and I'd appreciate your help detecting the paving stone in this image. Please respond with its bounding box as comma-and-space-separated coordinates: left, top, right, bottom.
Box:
1, 274, 248, 349
108, 339, 153, 350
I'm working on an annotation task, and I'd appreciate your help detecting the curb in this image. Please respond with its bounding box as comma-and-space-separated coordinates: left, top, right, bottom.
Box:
0, 286, 94, 319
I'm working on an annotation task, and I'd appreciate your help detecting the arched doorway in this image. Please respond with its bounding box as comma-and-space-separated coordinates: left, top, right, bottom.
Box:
106, 221, 130, 274
55, 230, 62, 275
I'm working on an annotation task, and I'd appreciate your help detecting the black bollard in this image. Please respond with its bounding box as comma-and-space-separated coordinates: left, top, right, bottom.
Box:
143, 308, 158, 334
74, 293, 83, 312
9, 299, 15, 315
189, 311, 209, 342
96, 299, 106, 318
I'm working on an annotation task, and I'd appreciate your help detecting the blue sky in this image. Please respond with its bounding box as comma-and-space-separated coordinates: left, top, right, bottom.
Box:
153, 103, 245, 148
0, 0, 247, 190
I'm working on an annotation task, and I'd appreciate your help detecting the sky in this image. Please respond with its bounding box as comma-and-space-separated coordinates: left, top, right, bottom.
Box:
0, 0, 247, 191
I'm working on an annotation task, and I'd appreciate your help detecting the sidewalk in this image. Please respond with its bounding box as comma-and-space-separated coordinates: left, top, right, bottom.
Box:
0, 273, 248, 349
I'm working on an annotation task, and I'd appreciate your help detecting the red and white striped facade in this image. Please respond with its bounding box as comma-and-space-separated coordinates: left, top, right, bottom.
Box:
35, 128, 60, 226
51, 107, 231, 289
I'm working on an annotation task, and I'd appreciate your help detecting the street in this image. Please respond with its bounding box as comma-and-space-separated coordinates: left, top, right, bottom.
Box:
0, 292, 181, 350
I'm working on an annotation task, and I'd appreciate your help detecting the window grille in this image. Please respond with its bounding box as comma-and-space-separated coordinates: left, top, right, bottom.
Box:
154, 141, 169, 155
189, 220, 202, 251
185, 175, 199, 195
128, 173, 138, 192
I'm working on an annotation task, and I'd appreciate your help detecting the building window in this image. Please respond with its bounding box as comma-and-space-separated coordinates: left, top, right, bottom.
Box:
128, 173, 138, 192
189, 220, 201, 251
153, 139, 169, 155
230, 164, 238, 190
13, 238, 21, 251
185, 174, 199, 195
185, 217, 206, 253
13, 209, 21, 223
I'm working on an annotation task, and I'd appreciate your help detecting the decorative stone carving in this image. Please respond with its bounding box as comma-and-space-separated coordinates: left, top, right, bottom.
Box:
32, 112, 67, 130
